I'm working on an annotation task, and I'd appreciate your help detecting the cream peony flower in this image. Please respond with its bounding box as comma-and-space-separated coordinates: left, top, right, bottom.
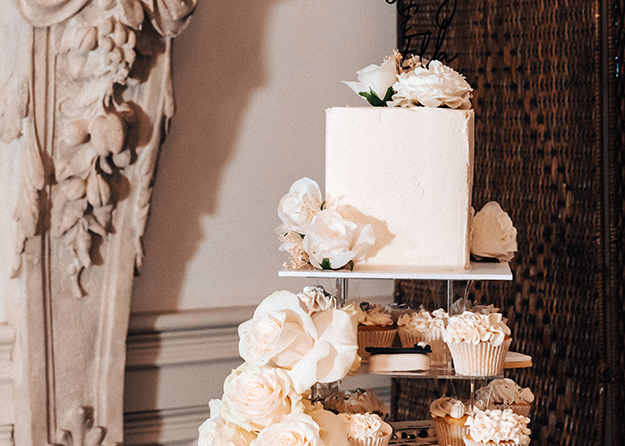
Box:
390, 59, 472, 109
220, 363, 303, 432
250, 412, 324, 446
238, 290, 359, 393
198, 400, 257, 446
343, 54, 398, 106
303, 209, 374, 270
278, 231, 310, 269
277, 177, 323, 234
471, 201, 518, 262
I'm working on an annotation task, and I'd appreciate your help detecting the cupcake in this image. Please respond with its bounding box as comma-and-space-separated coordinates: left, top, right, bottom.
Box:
322, 388, 389, 420
339, 413, 393, 446
356, 302, 397, 361
397, 307, 449, 366
475, 378, 534, 417
443, 311, 512, 376
429, 396, 475, 446
463, 408, 531, 446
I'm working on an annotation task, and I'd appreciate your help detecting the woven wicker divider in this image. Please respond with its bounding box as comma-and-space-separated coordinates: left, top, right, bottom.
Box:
390, 1, 623, 445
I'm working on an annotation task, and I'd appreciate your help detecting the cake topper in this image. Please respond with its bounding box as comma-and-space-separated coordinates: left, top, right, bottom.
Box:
385, 0, 458, 64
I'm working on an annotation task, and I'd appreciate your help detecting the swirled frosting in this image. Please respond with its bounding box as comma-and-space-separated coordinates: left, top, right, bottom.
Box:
476, 378, 535, 406
339, 413, 392, 440
465, 409, 531, 445
357, 303, 394, 327
429, 397, 467, 419
398, 307, 448, 334
443, 311, 511, 346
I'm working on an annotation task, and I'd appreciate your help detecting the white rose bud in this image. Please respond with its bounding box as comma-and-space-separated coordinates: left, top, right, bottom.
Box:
471, 201, 518, 262
343, 54, 398, 106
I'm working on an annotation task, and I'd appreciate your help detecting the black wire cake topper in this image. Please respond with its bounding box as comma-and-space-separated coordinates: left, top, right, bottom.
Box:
385, 0, 458, 64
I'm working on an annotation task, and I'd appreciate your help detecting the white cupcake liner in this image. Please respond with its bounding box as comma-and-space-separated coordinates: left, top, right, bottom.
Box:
492, 403, 531, 418
463, 437, 525, 446
347, 432, 391, 446
432, 417, 468, 446
446, 338, 512, 376
399, 329, 451, 366
358, 329, 398, 361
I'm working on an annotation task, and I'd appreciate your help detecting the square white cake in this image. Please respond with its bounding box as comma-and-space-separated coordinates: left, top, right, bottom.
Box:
325, 107, 474, 271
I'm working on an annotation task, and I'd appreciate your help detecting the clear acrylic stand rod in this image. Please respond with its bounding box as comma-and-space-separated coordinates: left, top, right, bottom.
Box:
335, 277, 349, 307
447, 279, 454, 314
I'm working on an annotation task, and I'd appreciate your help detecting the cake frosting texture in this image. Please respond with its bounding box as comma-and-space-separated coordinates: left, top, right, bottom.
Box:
325, 106, 474, 270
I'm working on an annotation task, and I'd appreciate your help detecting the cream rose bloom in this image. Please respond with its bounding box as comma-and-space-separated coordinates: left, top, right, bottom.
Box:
220, 364, 303, 432
343, 55, 398, 106
198, 400, 257, 446
390, 60, 472, 109
303, 209, 374, 270
250, 412, 324, 446
238, 290, 358, 393
471, 201, 518, 262
277, 178, 323, 235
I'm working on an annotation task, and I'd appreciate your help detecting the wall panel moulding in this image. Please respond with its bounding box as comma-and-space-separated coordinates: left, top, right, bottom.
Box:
0, 0, 197, 444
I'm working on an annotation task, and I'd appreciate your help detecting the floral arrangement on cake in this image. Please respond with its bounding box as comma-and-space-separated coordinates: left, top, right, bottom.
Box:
471, 202, 518, 262
343, 51, 472, 109
199, 286, 393, 446
277, 177, 375, 270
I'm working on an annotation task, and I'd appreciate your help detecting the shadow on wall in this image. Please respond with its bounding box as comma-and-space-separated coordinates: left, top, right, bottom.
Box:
131, 0, 283, 309
125, 0, 286, 425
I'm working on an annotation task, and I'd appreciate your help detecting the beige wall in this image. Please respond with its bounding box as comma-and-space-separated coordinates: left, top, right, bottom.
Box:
130, 0, 397, 314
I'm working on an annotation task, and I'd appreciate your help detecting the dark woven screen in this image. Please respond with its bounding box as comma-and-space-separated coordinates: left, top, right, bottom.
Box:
392, 1, 625, 445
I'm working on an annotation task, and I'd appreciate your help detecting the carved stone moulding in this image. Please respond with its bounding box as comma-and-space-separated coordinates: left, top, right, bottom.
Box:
0, 0, 196, 444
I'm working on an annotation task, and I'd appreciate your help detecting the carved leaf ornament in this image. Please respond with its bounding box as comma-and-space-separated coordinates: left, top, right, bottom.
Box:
9, 0, 196, 296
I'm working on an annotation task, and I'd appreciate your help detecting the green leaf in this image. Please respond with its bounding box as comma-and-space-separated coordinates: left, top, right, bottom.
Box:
347, 260, 354, 271
320, 200, 326, 210
321, 258, 332, 270
359, 87, 394, 107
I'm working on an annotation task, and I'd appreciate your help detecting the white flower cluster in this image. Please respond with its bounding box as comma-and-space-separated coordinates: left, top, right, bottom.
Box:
343, 52, 472, 109
199, 288, 359, 446
277, 178, 375, 270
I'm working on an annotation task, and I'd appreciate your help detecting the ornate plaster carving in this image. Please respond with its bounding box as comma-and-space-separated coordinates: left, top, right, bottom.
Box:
0, 0, 196, 444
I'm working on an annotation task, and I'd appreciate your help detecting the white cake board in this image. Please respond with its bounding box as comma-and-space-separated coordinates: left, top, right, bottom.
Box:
279, 261, 512, 281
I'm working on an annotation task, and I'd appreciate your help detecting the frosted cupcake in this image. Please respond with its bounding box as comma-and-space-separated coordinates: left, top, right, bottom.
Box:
397, 307, 449, 366
356, 302, 397, 361
475, 378, 534, 417
339, 413, 393, 446
429, 397, 474, 446
463, 408, 531, 446
443, 311, 512, 376
323, 389, 390, 420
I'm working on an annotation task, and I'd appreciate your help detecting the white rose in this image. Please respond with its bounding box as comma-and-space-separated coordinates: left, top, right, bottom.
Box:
239, 290, 359, 393
239, 290, 316, 368
471, 201, 518, 262
307, 404, 350, 446
250, 412, 323, 446
390, 60, 472, 109
297, 286, 335, 315
198, 400, 257, 446
343, 54, 398, 106
278, 177, 323, 234
220, 363, 303, 432
303, 209, 374, 270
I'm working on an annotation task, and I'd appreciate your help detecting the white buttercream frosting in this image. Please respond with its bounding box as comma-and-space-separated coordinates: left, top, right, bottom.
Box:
357, 303, 394, 327
398, 307, 448, 334
443, 311, 511, 346
476, 378, 535, 406
429, 397, 467, 419
339, 413, 392, 440
465, 409, 531, 445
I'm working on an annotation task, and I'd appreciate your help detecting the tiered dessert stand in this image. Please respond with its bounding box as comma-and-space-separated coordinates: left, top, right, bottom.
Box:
280, 262, 532, 440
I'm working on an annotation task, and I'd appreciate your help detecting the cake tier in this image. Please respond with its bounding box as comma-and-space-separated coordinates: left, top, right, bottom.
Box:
325, 107, 474, 270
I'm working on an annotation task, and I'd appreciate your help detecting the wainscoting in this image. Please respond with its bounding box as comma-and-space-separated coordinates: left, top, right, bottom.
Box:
123, 306, 392, 446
